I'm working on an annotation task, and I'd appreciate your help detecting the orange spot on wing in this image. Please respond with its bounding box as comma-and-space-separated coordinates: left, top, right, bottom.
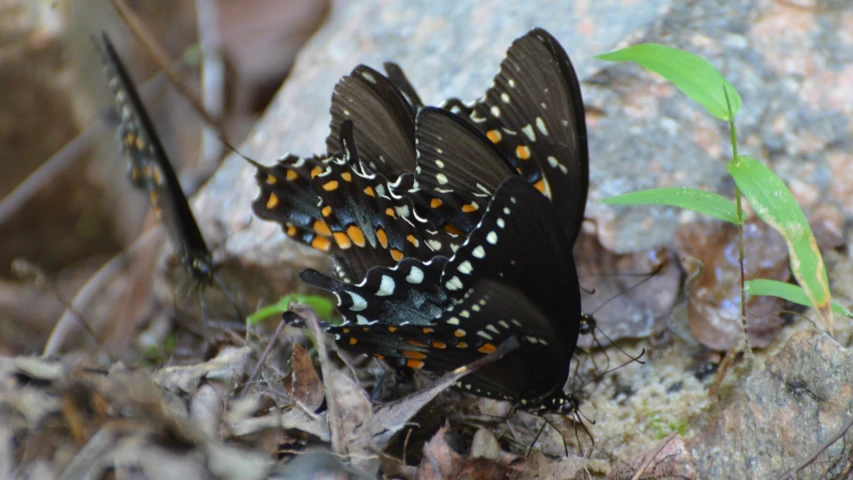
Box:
477, 343, 497, 354
486, 129, 502, 144
462, 203, 478, 213
347, 225, 366, 247
422, 328, 434, 334
310, 236, 331, 252
407, 340, 428, 348
533, 179, 546, 195
266, 173, 277, 185
456, 342, 468, 349
322, 180, 339, 191
430, 198, 443, 208
285, 223, 297, 237
403, 351, 427, 360
444, 224, 461, 235
454, 329, 466, 338
385, 207, 396, 218
333, 232, 352, 249
285, 170, 298, 181
432, 341, 447, 349
314, 220, 331, 236
364, 186, 376, 197
406, 359, 425, 369
341, 172, 352, 182
376, 228, 388, 248
266, 193, 279, 209
349, 337, 358, 345
406, 235, 419, 247
310, 166, 323, 178
388, 326, 398, 332
390, 249, 404, 261
516, 145, 531, 160
322, 205, 332, 217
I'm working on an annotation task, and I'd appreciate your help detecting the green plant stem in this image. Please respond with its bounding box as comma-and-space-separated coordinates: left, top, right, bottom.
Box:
728, 111, 751, 358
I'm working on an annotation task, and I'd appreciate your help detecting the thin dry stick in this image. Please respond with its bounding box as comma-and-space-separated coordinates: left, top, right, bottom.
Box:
0, 125, 99, 225
241, 318, 287, 395
630, 431, 677, 480
44, 227, 163, 357
778, 414, 853, 480
402, 427, 413, 466
108, 0, 223, 133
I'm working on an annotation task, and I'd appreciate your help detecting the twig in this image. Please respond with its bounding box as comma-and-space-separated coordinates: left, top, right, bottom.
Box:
778, 414, 853, 480
630, 431, 677, 480
241, 318, 287, 395
108, 0, 223, 132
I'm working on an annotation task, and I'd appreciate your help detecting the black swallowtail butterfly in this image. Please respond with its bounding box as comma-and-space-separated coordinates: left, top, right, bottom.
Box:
95, 33, 215, 284
95, 33, 245, 349
300, 176, 582, 411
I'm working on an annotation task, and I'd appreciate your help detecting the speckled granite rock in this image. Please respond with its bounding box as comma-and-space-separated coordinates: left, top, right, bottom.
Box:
688, 332, 853, 479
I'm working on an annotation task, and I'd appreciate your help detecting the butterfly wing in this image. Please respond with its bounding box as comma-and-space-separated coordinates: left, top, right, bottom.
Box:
411, 107, 516, 234
95, 33, 213, 278
251, 153, 339, 254
383, 62, 424, 112
326, 65, 418, 178
445, 28, 589, 244
329, 278, 572, 405
300, 256, 450, 326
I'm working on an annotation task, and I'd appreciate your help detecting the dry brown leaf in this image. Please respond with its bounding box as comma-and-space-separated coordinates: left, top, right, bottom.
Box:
285, 343, 324, 412
675, 219, 789, 350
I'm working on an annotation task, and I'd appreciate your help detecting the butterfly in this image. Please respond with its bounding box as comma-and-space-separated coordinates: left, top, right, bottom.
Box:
95, 33, 241, 345
95, 33, 215, 284
300, 177, 582, 411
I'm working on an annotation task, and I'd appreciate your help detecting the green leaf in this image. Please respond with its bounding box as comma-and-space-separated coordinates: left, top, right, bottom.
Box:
600, 187, 741, 224
596, 43, 742, 121
247, 293, 335, 325
729, 155, 833, 331
745, 279, 852, 318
